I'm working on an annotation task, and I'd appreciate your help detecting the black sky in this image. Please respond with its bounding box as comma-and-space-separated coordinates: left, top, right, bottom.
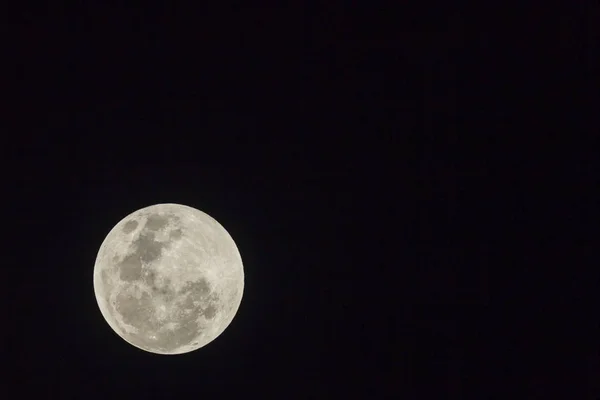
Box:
2, 3, 595, 399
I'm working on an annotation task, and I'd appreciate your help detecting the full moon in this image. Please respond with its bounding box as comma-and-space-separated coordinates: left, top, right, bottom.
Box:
93, 203, 244, 355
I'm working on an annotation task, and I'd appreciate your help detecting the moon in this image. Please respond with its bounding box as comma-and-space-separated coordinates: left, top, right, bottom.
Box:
93, 203, 244, 355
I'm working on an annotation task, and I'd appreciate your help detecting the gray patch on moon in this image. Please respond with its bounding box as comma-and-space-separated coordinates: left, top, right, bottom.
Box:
119, 254, 143, 282
179, 277, 211, 299
116, 232, 163, 282
203, 304, 217, 319
145, 214, 169, 232
135, 232, 163, 264
169, 228, 183, 241
115, 289, 153, 327
151, 277, 175, 300
122, 220, 138, 234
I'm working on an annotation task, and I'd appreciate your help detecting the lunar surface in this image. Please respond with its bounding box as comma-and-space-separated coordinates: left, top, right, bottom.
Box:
93, 203, 244, 355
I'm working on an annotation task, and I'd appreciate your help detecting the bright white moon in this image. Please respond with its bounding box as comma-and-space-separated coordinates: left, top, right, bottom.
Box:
93, 203, 244, 355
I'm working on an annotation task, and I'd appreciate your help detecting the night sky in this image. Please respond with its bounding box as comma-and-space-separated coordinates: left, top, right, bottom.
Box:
3, 4, 593, 399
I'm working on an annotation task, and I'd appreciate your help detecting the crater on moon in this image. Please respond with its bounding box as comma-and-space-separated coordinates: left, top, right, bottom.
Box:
93, 204, 244, 355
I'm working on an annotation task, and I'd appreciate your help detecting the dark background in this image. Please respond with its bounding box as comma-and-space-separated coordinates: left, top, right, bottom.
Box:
2, 3, 596, 399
